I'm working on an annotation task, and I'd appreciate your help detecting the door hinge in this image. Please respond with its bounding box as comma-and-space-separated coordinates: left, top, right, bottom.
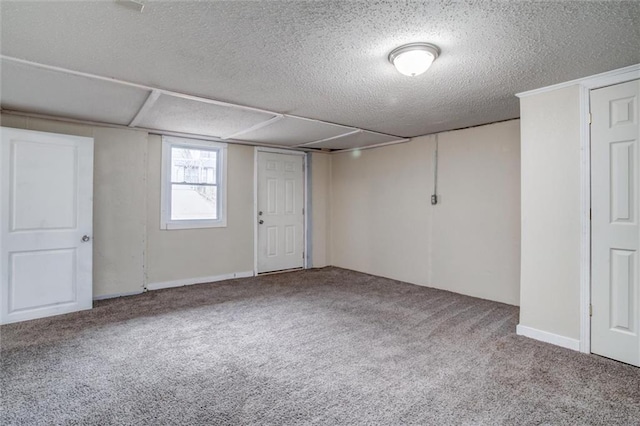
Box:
589, 209, 592, 220
589, 304, 593, 317
588, 112, 592, 125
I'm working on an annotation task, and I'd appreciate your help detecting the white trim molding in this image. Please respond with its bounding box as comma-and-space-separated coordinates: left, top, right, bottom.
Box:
516, 63, 640, 98
146, 271, 254, 291
93, 290, 144, 301
578, 84, 591, 354
516, 324, 581, 352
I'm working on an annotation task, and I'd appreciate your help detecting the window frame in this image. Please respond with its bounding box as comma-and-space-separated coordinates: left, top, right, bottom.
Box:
161, 136, 228, 230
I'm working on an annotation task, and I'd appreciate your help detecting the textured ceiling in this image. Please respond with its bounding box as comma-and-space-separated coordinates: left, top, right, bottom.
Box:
1, 1, 639, 138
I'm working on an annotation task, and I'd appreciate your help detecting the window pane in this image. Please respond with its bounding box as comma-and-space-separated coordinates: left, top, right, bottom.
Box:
171, 184, 217, 220
171, 147, 217, 184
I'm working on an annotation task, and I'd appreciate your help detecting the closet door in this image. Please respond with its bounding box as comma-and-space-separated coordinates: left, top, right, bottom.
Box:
591, 79, 640, 366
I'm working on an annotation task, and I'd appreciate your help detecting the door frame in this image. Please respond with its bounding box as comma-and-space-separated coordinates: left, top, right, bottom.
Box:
253, 147, 309, 275
577, 65, 640, 354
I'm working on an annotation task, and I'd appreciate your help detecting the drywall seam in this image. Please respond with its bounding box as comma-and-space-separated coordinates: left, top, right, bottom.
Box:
142, 132, 149, 291
427, 135, 436, 286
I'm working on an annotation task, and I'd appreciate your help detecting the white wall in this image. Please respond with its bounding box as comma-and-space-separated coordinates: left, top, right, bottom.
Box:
519, 85, 582, 340
431, 121, 521, 304
331, 134, 433, 287
0, 114, 148, 298
330, 120, 521, 305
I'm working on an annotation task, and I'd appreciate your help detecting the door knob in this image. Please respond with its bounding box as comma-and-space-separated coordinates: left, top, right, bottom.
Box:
81, 235, 91, 242
258, 220, 264, 225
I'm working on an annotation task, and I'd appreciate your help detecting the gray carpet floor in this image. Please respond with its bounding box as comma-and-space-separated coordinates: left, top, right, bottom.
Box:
1, 267, 639, 425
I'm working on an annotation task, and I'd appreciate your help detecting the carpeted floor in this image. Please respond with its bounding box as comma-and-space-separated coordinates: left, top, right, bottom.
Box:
1, 267, 639, 425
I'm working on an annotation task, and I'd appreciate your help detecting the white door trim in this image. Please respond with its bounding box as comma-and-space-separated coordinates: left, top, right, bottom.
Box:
253, 147, 308, 275
576, 64, 640, 354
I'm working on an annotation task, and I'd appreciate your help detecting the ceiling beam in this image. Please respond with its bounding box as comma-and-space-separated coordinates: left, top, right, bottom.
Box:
296, 129, 362, 147
222, 114, 283, 140
330, 138, 410, 154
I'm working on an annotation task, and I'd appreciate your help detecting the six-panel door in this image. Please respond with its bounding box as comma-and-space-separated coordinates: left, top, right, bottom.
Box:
591, 79, 640, 366
257, 151, 304, 273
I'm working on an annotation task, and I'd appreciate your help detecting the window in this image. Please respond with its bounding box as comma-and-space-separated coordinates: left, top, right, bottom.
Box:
161, 136, 227, 229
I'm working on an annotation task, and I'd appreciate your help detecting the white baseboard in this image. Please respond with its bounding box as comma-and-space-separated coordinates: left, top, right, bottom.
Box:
516, 324, 580, 351
93, 290, 144, 301
146, 271, 254, 291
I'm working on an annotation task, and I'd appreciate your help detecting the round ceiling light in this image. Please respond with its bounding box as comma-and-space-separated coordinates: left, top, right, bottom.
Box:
388, 43, 440, 77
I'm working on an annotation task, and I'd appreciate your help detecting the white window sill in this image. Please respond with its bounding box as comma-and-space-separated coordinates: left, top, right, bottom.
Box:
162, 219, 227, 230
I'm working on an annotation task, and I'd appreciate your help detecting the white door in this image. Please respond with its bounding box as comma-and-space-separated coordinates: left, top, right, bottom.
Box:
0, 127, 93, 324
591, 79, 640, 366
256, 150, 304, 273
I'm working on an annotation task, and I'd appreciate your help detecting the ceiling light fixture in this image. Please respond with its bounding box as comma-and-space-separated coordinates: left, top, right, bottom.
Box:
388, 43, 440, 77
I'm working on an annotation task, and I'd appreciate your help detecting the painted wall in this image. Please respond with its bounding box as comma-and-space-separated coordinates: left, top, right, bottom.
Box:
310, 152, 331, 268
519, 85, 582, 340
431, 121, 521, 304
145, 135, 254, 285
330, 120, 521, 305
0, 114, 148, 298
0, 114, 333, 297
331, 135, 432, 287
1, 112, 520, 306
